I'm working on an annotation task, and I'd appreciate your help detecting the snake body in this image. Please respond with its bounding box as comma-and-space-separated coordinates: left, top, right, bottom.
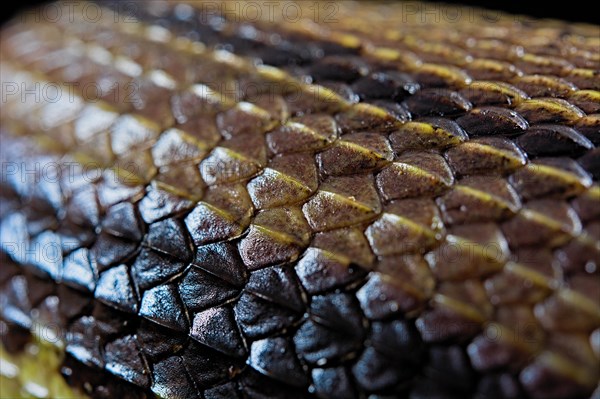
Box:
0, 1, 599, 398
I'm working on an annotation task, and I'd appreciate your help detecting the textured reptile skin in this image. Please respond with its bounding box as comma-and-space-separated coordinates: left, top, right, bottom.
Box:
0, 1, 599, 398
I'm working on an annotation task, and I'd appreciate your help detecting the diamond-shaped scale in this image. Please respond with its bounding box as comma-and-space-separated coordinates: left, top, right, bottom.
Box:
266, 113, 339, 155
190, 306, 247, 357
303, 174, 381, 231
437, 176, 521, 225
110, 114, 160, 156
366, 198, 443, 257
247, 153, 318, 209
389, 117, 468, 153
317, 132, 393, 175
184, 184, 253, 245
416, 280, 492, 343
151, 127, 208, 168
427, 223, 510, 280
139, 283, 189, 332
376, 151, 454, 200
200, 134, 267, 185
357, 255, 435, 320
446, 136, 527, 176
509, 158, 592, 200
239, 206, 311, 270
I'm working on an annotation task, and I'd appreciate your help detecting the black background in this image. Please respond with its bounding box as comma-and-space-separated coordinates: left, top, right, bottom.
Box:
1, 1, 598, 26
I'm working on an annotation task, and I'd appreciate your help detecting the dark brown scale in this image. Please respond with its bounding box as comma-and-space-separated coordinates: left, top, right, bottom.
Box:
249, 336, 309, 387
255, 41, 315, 67
131, 248, 187, 291
294, 293, 364, 365
152, 356, 200, 399
352, 72, 420, 101
575, 115, 600, 145
456, 107, 529, 137
0, 253, 20, 285
371, 100, 413, 122
294, 249, 368, 295
311, 366, 357, 399
178, 267, 239, 311
239, 368, 307, 399
103, 335, 152, 388
515, 98, 586, 125
319, 81, 360, 103
566, 70, 600, 90
569, 93, 600, 114
0, 321, 30, 353
513, 75, 579, 98
410, 346, 476, 399
190, 305, 247, 358
138, 185, 196, 224
182, 340, 245, 388
578, 148, 600, 179
460, 83, 529, 107
234, 291, 302, 339
517, 124, 594, 157
474, 374, 524, 399
352, 345, 416, 392
94, 265, 139, 314
308, 56, 370, 83
139, 283, 189, 332
403, 89, 473, 117
510, 157, 592, 200
62, 354, 151, 399
203, 382, 241, 399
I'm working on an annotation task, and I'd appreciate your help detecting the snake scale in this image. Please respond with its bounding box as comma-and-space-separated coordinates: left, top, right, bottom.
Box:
0, 1, 599, 398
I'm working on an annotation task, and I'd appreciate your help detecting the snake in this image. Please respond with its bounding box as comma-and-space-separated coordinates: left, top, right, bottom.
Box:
0, 1, 599, 398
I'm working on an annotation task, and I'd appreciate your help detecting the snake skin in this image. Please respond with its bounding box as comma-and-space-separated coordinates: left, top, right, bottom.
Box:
0, 1, 599, 398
